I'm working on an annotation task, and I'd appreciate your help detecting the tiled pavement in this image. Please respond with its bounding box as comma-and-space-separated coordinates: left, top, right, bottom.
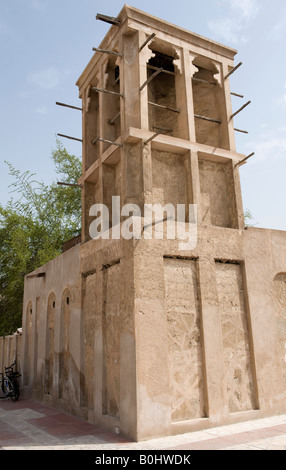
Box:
1, 395, 286, 450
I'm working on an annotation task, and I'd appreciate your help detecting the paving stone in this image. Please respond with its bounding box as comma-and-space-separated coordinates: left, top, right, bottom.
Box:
1, 396, 286, 450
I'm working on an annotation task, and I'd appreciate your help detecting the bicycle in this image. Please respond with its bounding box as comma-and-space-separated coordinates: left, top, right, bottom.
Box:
0, 372, 16, 401
0, 361, 21, 401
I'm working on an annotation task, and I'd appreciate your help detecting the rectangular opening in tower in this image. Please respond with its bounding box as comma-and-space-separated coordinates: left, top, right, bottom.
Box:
85, 86, 100, 170
192, 58, 229, 150
163, 257, 206, 421
215, 261, 257, 413
102, 59, 121, 152
147, 51, 179, 138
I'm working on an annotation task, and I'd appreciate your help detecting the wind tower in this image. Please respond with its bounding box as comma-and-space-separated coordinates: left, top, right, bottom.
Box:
21, 6, 286, 442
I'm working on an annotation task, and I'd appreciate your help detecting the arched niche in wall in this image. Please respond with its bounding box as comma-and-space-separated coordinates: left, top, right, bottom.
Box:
146, 40, 181, 138
24, 301, 33, 386
59, 288, 71, 401
273, 273, 286, 387
45, 293, 56, 395
102, 56, 121, 152
85, 78, 100, 169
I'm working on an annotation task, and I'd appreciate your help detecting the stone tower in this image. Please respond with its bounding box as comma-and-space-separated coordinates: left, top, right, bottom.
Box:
21, 5, 286, 441
78, 5, 245, 243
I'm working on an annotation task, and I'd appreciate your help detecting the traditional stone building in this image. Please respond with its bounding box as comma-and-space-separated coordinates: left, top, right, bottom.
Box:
21, 5, 286, 441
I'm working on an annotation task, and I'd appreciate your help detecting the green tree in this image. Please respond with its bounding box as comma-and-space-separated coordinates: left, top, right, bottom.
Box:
0, 141, 82, 335
244, 208, 256, 227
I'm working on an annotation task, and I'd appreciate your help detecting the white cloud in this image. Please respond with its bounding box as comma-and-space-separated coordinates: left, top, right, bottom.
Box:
35, 106, 48, 114
208, 17, 247, 44
229, 0, 260, 20
28, 67, 60, 90
208, 0, 260, 44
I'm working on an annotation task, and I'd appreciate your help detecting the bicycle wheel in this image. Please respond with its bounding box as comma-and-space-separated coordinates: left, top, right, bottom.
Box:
13, 379, 20, 401
1, 379, 5, 396
3, 377, 16, 401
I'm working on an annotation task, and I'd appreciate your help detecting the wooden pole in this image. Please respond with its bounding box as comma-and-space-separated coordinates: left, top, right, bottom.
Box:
231, 92, 244, 98
91, 137, 122, 147
139, 33, 156, 52
194, 114, 221, 124
230, 101, 251, 119
57, 133, 82, 143
109, 112, 120, 125
225, 62, 242, 80
147, 64, 175, 76
92, 87, 124, 98
235, 152, 255, 168
148, 101, 180, 113
144, 131, 161, 145
92, 48, 122, 57
192, 77, 217, 86
57, 182, 82, 188
56, 102, 82, 111
140, 68, 163, 91
96, 14, 120, 25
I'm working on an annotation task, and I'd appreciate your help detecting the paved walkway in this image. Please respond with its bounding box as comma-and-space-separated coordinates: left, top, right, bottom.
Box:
0, 395, 286, 450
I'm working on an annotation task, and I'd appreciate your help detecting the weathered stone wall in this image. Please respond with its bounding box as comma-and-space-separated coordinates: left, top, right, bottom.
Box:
18, 223, 286, 441
273, 273, 286, 387
132, 225, 286, 440
102, 261, 121, 418
80, 237, 137, 437
0, 334, 22, 373
82, 271, 97, 411
164, 257, 204, 421
215, 261, 256, 413
21, 244, 83, 416
199, 158, 237, 228
152, 150, 187, 208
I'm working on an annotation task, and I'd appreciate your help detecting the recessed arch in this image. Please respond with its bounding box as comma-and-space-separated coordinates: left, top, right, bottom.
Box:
102, 56, 121, 152
59, 288, 71, 400
45, 292, 56, 395
273, 273, 286, 386
147, 46, 180, 138
24, 301, 33, 386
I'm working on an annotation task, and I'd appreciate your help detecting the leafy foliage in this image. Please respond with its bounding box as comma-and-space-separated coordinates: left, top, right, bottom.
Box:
0, 141, 81, 335
244, 208, 257, 227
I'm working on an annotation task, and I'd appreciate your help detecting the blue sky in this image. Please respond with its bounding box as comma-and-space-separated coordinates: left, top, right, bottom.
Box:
0, 0, 286, 230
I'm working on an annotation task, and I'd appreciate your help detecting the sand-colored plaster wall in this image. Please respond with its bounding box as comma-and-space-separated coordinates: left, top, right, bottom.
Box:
274, 273, 286, 387
215, 261, 256, 413
164, 257, 205, 421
